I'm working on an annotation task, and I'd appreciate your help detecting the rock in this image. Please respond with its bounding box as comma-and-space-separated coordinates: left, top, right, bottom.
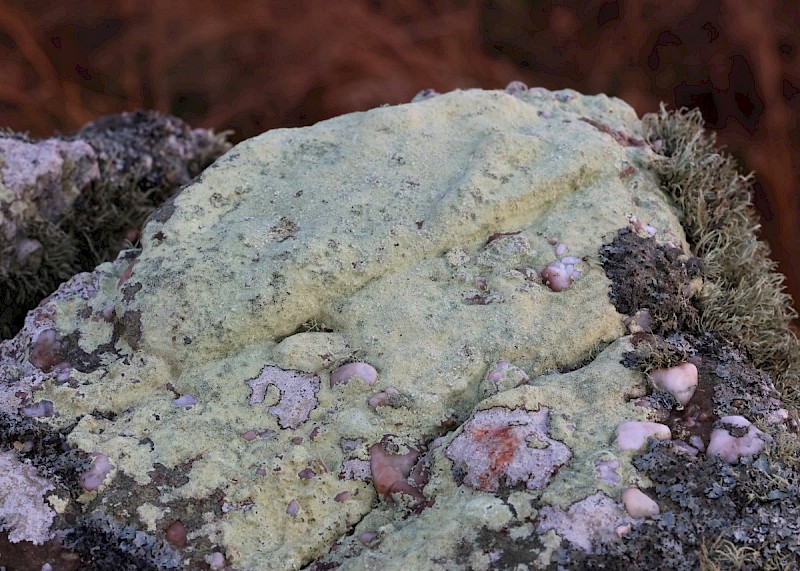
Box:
0, 111, 231, 340
1, 87, 798, 570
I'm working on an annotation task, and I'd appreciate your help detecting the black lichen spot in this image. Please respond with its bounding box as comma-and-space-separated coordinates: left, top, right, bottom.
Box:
112, 309, 142, 350
59, 330, 116, 373
121, 282, 142, 303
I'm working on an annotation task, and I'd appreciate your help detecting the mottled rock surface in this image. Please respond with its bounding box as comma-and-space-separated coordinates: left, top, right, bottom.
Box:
0, 111, 230, 340
1, 87, 798, 570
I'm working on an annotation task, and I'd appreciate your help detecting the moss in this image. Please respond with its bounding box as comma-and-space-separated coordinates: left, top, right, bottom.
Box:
0, 220, 79, 339
0, 112, 231, 340
641, 106, 800, 410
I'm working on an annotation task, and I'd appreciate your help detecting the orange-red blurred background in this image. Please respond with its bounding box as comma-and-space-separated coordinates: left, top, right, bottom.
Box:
1, 0, 798, 310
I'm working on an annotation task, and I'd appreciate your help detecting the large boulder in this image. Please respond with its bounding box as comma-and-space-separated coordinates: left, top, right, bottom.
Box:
1, 87, 798, 570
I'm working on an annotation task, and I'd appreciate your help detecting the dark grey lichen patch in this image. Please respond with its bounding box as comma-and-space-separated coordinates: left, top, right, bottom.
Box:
599, 228, 702, 335
246, 365, 321, 429
622, 331, 788, 441
0, 411, 90, 495
554, 436, 800, 570
76, 466, 228, 570
451, 523, 551, 571
1, 112, 230, 340
63, 513, 183, 571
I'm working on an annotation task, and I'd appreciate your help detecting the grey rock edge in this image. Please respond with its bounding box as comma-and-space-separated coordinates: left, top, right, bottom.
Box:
0, 111, 231, 340
0, 86, 798, 570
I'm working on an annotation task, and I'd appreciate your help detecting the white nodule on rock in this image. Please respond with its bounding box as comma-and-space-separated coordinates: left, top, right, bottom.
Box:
330, 362, 378, 387
706, 415, 766, 464
615, 421, 671, 451
80, 452, 114, 492
650, 363, 698, 405
621, 488, 659, 518
540, 261, 573, 292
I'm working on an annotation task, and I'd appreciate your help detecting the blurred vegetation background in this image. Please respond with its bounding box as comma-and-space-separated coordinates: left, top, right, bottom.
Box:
1, 0, 797, 311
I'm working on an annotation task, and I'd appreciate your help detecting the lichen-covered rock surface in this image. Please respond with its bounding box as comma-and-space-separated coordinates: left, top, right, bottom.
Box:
2, 87, 798, 570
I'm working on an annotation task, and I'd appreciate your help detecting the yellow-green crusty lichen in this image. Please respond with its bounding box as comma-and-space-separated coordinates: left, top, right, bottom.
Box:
14, 87, 695, 569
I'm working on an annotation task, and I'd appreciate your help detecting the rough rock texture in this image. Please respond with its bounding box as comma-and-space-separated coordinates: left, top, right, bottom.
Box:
1, 87, 798, 570
0, 111, 230, 340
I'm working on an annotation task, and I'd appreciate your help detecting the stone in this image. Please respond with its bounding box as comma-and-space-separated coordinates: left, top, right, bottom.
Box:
1, 87, 798, 570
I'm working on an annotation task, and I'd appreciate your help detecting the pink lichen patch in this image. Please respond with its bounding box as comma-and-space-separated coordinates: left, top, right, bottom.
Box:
621, 488, 659, 519
624, 308, 653, 334
505, 80, 528, 94
242, 430, 258, 441
117, 258, 137, 288
246, 365, 320, 429
0, 451, 55, 544
594, 458, 621, 484
445, 407, 571, 492
536, 492, 631, 551
369, 438, 425, 503
650, 363, 698, 406
209, 552, 226, 570
540, 262, 572, 292
358, 531, 379, 546
615, 421, 671, 452
330, 362, 378, 387
339, 459, 372, 482
579, 117, 646, 147
626, 213, 657, 237
706, 416, 766, 464
482, 361, 530, 395
80, 452, 114, 491
619, 163, 636, 179
172, 394, 198, 407
540, 258, 583, 292
21, 400, 54, 418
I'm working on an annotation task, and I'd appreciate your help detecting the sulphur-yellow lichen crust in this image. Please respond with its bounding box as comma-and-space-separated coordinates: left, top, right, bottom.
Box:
31, 87, 690, 569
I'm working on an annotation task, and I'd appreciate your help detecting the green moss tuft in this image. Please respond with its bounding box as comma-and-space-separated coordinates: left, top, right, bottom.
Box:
0, 221, 79, 338
642, 105, 800, 410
